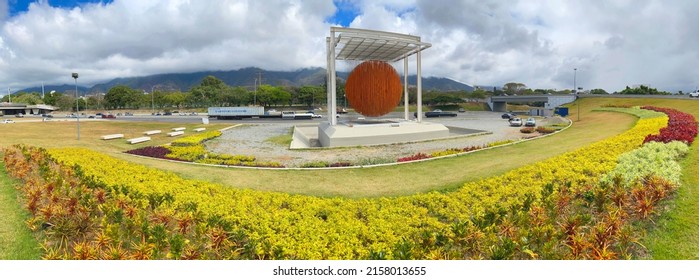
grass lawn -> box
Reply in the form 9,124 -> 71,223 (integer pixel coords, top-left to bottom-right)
1,102 -> 637,198
119,101 -> 635,198
0,160 -> 41,259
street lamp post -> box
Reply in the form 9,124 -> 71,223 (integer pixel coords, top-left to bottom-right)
574,68 -> 580,121
72,72 -> 80,140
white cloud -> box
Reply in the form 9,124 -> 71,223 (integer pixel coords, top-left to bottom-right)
1,0 -> 336,88
2,0 -> 699,93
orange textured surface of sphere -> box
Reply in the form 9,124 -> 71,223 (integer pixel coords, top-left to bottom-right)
345,60 -> 402,117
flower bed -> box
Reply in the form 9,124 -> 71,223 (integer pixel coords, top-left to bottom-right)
126,131 -> 283,168
641,106 -> 697,145
3,107 -> 687,260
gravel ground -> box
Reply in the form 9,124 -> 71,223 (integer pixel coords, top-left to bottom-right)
205,112 -> 566,167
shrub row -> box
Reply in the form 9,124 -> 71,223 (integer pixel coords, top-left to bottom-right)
602,141 -> 689,188
641,106 -> 697,145
170,131 -> 222,146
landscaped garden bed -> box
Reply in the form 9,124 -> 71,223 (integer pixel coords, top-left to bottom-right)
4,106 -> 694,259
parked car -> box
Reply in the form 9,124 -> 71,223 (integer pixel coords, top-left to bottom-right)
2,119 -> 15,124
501,113 -> 516,119
525,117 -> 536,127
102,114 -> 116,119
690,90 -> 699,98
509,117 -> 523,127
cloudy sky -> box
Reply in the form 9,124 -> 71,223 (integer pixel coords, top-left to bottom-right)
1,0 -> 698,93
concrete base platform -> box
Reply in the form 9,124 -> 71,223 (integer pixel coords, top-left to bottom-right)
291,120 -> 452,148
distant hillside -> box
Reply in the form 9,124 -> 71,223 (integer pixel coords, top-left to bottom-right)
16,84 -> 90,95
19,67 -> 473,94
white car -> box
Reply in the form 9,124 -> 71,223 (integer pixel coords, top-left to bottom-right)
524,118 -> 536,127
509,117 -> 523,127
689,90 -> 699,98
2,119 -> 15,124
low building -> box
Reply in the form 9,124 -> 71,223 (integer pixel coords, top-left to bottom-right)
0,102 -> 58,116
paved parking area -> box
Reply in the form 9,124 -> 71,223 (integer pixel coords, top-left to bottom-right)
205,111 -> 567,167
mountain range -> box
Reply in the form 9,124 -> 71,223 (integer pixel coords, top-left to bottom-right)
17,67 -> 474,95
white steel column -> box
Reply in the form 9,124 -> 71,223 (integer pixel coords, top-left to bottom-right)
403,57 -> 409,120
329,31 -> 338,125
326,37 -> 333,125
417,49 -> 423,123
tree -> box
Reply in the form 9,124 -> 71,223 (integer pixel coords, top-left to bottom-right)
469,88 -> 488,99
190,75 -> 229,106
54,95 -> 75,111
105,85 -> 139,109
619,85 -> 671,95
297,85 -> 324,108
163,92 -> 187,108
43,92 -> 63,106
11,92 -> 43,105
503,82 -> 527,95
589,88 -> 609,95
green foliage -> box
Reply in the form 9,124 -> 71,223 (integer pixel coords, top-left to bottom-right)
589,88 -> 609,95
503,82 -> 527,95
354,157 -> 396,166
487,139 -> 515,147
602,141 -> 689,188
619,85 -> 672,95
296,85 -> 325,107
105,85 -> 140,109
594,107 -> 666,119
8,92 -> 43,105
300,161 -> 330,168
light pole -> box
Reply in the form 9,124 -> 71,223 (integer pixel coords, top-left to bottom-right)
574,68 -> 580,121
72,73 -> 80,140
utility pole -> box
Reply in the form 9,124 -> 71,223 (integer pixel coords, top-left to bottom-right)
7,88 -> 10,103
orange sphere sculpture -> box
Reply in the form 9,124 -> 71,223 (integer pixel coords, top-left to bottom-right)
345,60 -> 402,117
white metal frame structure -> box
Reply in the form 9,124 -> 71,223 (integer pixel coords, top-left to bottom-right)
326,27 -> 432,125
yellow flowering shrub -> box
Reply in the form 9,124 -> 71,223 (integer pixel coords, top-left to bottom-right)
3,107 -> 679,259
